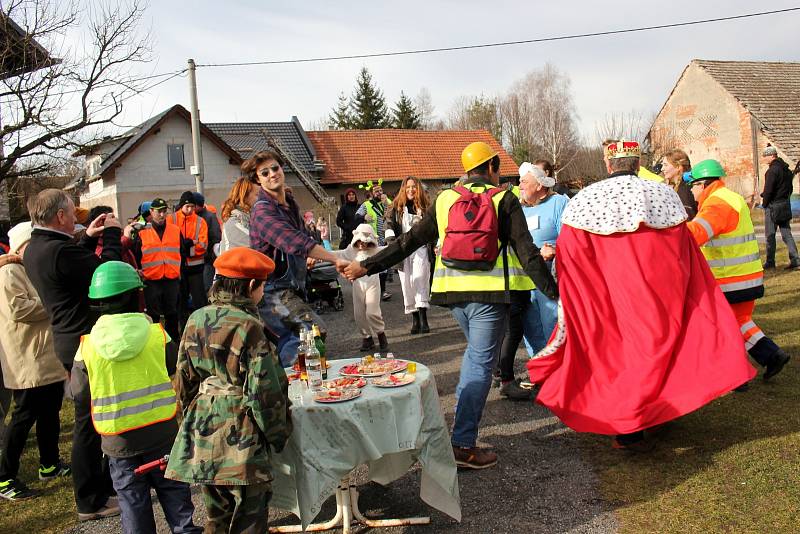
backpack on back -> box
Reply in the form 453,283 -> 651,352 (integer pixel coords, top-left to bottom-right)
441,185 -> 504,271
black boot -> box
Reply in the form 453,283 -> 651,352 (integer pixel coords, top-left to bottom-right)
360,336 -> 375,352
418,307 -> 430,333
410,311 -> 421,334
377,332 -> 389,351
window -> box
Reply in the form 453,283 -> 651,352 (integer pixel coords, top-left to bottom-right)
168,144 -> 185,170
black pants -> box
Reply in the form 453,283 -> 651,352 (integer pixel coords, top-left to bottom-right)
497,294 -> 531,382
179,269 -> 208,328
70,371 -> 114,513
144,278 -> 180,342
379,272 -> 387,293
0,381 -> 64,481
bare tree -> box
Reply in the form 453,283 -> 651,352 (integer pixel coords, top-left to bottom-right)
498,64 -> 579,176
447,94 -> 502,142
593,111 -> 647,145
0,0 -> 153,186
414,87 -> 436,130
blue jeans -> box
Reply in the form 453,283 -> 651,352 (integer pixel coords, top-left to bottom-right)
522,289 -> 559,357
764,206 -> 799,265
450,302 -> 508,448
258,289 -> 324,367
108,448 -> 201,534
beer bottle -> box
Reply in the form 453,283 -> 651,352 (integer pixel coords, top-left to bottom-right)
312,324 -> 327,380
297,330 -> 308,382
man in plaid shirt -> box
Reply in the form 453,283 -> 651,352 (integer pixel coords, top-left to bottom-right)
246,150 -> 347,365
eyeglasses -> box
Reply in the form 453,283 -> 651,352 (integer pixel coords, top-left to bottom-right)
259,164 -> 281,177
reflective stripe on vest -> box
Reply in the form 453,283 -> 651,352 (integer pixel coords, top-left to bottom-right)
82,324 -> 176,435
170,213 -> 207,265
700,187 -> 763,284
431,185 -> 534,294
140,224 -> 181,280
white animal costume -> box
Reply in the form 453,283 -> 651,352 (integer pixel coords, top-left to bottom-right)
332,224 -> 386,337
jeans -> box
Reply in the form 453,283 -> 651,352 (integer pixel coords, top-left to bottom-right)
108,447 -> 200,534
522,289 -> 559,357
0,381 -> 64,480
203,262 -> 216,293
259,289 -> 326,366
450,302 -> 508,448
764,208 -> 799,265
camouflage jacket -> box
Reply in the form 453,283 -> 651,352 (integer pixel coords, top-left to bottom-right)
165,291 -> 292,485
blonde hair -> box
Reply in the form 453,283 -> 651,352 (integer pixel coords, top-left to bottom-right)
663,149 -> 691,172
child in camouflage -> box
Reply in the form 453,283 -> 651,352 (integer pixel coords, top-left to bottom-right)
165,247 -> 292,533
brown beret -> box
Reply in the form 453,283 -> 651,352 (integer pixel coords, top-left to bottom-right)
213,247 -> 275,280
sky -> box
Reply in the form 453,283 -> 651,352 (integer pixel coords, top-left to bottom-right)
107,0 -> 800,140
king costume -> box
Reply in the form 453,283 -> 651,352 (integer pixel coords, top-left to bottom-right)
526,165 -> 756,436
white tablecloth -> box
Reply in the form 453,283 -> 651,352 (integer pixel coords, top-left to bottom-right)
270,358 -> 461,529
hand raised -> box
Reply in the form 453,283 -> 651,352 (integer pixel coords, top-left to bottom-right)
85,214 -> 107,237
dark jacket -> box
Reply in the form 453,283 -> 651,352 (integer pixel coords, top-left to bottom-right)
336,196 -> 360,249
24,226 -> 122,367
674,180 -> 698,219
362,179 -> 558,305
761,158 -> 793,208
197,207 -> 221,262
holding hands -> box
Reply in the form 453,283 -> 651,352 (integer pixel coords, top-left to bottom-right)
336,259 -> 367,281
540,243 -> 556,261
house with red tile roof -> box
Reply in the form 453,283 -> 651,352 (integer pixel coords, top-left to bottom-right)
306,129 -> 518,202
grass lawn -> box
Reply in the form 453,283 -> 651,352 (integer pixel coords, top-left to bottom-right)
582,247 -> 800,533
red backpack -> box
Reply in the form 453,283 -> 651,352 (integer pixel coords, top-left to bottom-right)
441,185 -> 504,271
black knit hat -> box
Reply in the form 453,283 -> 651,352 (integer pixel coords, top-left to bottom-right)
177,191 -> 196,208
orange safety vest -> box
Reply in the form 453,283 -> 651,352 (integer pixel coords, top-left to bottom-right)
169,212 -> 208,268
140,223 -> 181,280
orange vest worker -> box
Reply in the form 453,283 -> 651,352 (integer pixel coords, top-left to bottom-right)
169,211 -> 208,268
139,223 -> 181,280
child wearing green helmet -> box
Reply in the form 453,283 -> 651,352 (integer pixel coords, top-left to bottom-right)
73,261 -> 201,533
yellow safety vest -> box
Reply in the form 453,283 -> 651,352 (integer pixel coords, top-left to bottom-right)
432,184 -> 534,294
699,187 -> 762,282
81,324 -> 177,435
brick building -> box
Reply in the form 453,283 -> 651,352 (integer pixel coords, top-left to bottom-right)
648,59 -> 799,201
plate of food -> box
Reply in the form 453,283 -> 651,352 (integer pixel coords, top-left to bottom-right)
323,377 -> 367,389
314,388 -> 362,403
372,372 -> 416,388
340,359 -> 409,377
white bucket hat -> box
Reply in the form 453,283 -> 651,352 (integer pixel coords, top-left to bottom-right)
519,162 -> 556,188
8,221 -> 34,254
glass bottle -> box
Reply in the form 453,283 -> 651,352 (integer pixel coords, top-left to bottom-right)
296,330 -> 308,382
306,328 -> 323,391
312,324 -> 327,380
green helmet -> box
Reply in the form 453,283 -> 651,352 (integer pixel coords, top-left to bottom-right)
89,261 -> 144,299
687,159 -> 726,182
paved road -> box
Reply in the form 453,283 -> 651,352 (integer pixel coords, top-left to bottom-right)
70,277 -> 616,534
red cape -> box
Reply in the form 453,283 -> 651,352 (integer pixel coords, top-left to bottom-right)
527,223 -> 756,435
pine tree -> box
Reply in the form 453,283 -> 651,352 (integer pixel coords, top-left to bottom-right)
391,91 -> 421,129
348,67 -> 391,129
329,92 -> 352,130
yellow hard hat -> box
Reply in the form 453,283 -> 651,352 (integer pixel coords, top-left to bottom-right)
461,142 -> 498,173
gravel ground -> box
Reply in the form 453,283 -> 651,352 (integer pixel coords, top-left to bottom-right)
69,276 -> 617,534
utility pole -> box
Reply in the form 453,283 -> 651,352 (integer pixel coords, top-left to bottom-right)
187,58 -> 205,195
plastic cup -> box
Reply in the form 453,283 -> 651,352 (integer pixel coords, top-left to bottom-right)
407,362 -> 417,374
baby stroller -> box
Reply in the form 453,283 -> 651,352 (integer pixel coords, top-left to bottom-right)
307,261 -> 345,313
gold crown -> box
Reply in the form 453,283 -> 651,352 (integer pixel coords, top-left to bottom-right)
605,140 -> 641,159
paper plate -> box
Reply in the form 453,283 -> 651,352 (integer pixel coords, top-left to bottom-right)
372,373 -> 416,388
314,389 -> 362,403
339,360 -> 409,377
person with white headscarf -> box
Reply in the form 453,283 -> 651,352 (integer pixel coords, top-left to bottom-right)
495,162 -> 569,400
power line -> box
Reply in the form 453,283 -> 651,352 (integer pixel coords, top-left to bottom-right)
196,7 -> 800,68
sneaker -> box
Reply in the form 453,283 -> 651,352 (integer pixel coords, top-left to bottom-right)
77,498 -> 121,522
0,479 -> 36,501
359,337 -> 375,352
39,460 -> 71,480
785,262 -> 800,271
499,379 -> 532,401
733,381 -> 750,392
381,291 -> 392,301
452,446 -> 498,469
764,350 -> 790,381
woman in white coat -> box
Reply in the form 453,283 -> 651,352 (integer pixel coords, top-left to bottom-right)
384,176 -> 434,334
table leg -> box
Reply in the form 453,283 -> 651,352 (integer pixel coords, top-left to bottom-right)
269,475 -> 431,533
348,483 -> 431,528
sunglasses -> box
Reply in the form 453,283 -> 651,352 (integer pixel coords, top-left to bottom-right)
259,164 -> 281,177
